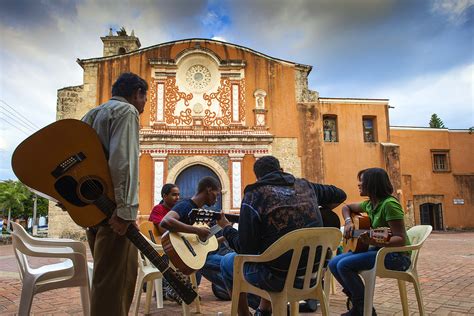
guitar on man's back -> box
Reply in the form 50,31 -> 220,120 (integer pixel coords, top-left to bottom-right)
11,119 -> 197,305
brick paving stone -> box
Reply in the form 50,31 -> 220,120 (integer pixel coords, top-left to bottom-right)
0,231 -> 473,315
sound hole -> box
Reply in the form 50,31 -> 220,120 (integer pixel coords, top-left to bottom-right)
79,179 -> 104,201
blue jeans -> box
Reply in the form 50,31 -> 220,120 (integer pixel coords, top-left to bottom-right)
196,253 -> 229,299
221,252 -> 292,310
328,249 -> 411,305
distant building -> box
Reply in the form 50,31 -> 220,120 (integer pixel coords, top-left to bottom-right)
50,31 -> 474,237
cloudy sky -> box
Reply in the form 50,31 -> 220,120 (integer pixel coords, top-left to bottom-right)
0,0 -> 473,180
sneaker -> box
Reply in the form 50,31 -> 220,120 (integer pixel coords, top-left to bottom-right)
299,299 -> 318,312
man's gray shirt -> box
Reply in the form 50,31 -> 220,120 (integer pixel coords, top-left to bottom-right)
81,96 -> 139,221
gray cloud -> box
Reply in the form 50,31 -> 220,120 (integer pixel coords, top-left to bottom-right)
0,0 -> 472,180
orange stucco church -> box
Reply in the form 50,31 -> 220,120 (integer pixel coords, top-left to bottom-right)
50,31 -> 474,237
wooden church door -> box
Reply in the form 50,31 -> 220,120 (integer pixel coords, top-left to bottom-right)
175,164 -> 222,211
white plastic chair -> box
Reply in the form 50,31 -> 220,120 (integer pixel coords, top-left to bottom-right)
135,223 -> 200,315
11,222 -> 90,316
360,225 -> 433,316
133,232 -> 165,315
231,227 -> 342,316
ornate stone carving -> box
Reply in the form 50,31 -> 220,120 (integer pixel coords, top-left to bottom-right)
185,64 -> 212,91
164,77 -> 194,125
203,78 -> 232,127
232,161 -> 242,208
239,79 -> 246,122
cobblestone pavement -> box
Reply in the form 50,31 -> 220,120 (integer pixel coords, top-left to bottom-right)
0,231 -> 473,315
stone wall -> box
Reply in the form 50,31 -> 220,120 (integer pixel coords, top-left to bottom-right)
295,68 -> 319,103
271,138 -> 302,177
56,85 -> 83,120
51,65 -> 99,239
297,102 -> 324,183
101,36 -> 140,57
47,201 -> 86,239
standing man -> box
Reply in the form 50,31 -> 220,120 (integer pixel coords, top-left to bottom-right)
217,156 -> 347,316
82,72 -> 147,316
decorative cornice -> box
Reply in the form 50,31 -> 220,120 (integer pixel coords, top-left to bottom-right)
77,38 -> 310,69
140,147 -> 269,156
318,97 -> 389,104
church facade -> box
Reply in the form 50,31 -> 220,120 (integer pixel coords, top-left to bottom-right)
50,32 -> 474,238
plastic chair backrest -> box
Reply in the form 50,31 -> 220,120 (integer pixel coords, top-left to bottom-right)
258,227 -> 341,295
139,221 -> 161,244
406,225 -> 433,266
11,228 -> 30,280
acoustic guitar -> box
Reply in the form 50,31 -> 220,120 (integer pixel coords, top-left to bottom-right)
342,214 -> 391,253
11,119 -> 197,305
161,208 -> 239,275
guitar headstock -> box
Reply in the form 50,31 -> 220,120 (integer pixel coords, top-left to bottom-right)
162,268 -> 197,304
188,208 -> 219,224
370,227 -> 391,243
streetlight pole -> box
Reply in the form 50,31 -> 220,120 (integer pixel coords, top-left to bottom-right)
32,194 -> 38,236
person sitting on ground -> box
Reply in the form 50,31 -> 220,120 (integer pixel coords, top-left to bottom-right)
328,168 -> 411,316
217,155 -> 347,316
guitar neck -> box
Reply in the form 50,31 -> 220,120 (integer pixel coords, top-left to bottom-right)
209,224 -> 222,237
352,229 -> 371,238
223,213 -> 239,223
94,195 -> 197,304
94,195 -> 170,271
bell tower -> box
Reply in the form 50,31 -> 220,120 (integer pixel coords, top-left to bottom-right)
100,28 -> 141,57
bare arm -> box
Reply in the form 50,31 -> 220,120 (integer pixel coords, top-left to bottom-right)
154,223 -> 167,235
342,203 -> 364,238
160,210 -> 210,240
363,219 -> 406,247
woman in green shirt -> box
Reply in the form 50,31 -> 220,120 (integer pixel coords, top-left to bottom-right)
328,168 -> 411,316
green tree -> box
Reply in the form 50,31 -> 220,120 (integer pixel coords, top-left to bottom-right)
0,180 -> 48,232
0,180 -> 27,231
429,113 -> 446,128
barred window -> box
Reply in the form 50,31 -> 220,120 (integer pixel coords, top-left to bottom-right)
431,150 -> 450,172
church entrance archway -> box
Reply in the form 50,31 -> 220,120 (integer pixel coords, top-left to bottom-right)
175,164 -> 222,211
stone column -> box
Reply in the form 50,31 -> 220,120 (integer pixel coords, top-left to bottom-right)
151,152 -> 168,206
229,153 -> 244,210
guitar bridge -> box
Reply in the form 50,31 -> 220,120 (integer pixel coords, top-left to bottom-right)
51,152 -> 86,178
181,236 -> 197,257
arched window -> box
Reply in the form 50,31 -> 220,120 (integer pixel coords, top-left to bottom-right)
118,47 -> 126,55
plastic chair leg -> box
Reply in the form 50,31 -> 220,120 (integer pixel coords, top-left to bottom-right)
230,284 -> 240,316
87,262 -> 93,288
413,278 -> 426,316
362,271 -> 376,316
320,290 -> 330,316
18,283 -> 35,316
397,279 -> 409,316
144,280 -> 153,313
189,273 -> 201,313
271,295 -> 288,316
182,301 -> 191,316
289,301 -> 299,316
133,278 -> 144,316
79,285 -> 90,316
154,278 -> 163,308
